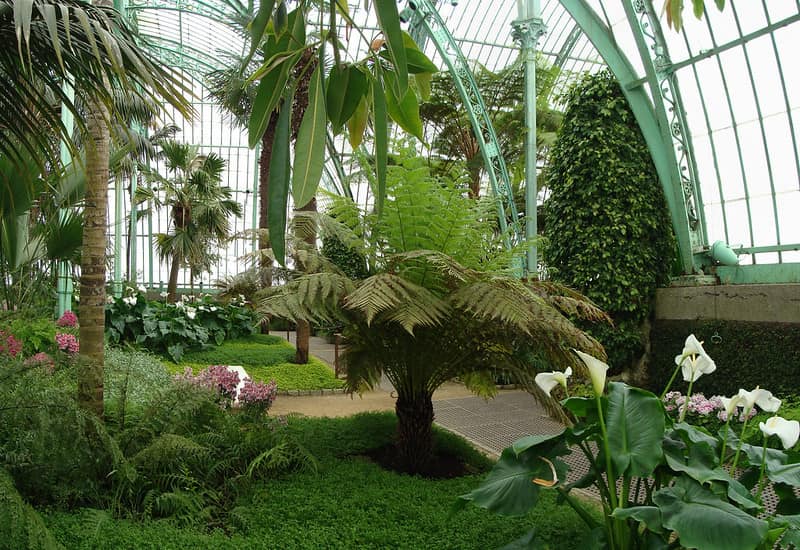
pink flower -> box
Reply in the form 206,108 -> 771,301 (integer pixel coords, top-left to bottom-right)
55,333 -> 79,354
238,379 -> 278,415
56,310 -> 78,327
0,331 -> 22,357
175,365 -> 241,408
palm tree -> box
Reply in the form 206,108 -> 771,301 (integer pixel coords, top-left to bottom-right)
259,160 -> 609,473
141,141 -> 242,302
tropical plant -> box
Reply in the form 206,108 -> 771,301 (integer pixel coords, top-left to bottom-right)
545,70 -> 675,376
259,158 -> 608,473
139,141 -> 242,302
420,57 -> 561,198
460,335 -> 800,550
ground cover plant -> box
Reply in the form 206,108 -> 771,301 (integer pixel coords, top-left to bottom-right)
164,335 -> 344,391
42,413 -> 595,550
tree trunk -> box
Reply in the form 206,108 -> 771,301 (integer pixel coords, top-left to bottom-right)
258,118 -> 277,333
293,198 -> 317,364
78,94 -> 109,419
167,253 -> 180,303
395,390 -> 435,474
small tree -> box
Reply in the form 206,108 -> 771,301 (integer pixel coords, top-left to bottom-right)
142,141 -> 242,301
545,70 -> 675,375
260,160 -> 608,473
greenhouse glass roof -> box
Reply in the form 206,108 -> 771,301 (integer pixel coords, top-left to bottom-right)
121,0 -> 800,287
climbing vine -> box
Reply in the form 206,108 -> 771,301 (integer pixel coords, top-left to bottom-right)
544,70 -> 675,372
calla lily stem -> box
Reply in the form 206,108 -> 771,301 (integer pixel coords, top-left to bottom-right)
730,407 -> 754,472
755,434 -> 769,503
659,354 -> 685,400
678,375 -> 696,423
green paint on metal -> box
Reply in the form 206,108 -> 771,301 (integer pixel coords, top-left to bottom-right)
405,0 -> 521,248
57,82 -> 75,318
715,264 -> 800,285
560,1 -> 697,274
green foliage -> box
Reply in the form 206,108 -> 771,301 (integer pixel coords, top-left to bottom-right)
545,70 -> 675,371
105,347 -> 173,410
0,469 -> 61,550
45,413 -> 593,549
105,290 -> 257,362
462,342 -> 800,550
1,317 -> 57,356
164,337 -> 343,391
647,320 -> 800,397
321,234 -> 368,280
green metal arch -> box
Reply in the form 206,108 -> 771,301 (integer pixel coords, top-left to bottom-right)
558,0 -> 699,274
404,0 -> 522,248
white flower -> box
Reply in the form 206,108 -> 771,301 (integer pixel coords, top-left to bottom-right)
175,300 -> 184,309
210,306 -> 218,312
187,295 -> 195,301
737,386 -> 781,413
199,306 -> 208,312
534,367 -> 572,396
186,306 -> 197,320
122,296 -> 137,307
125,286 -> 134,293
574,350 -> 609,396
674,334 -> 716,382
137,284 -> 147,294
759,416 -> 800,449
106,295 -> 114,304
719,394 -> 745,416
160,291 -> 168,298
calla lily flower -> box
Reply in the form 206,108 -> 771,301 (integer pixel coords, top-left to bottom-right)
674,334 -> 716,382
573,350 -> 609,397
534,367 -> 572,396
737,386 -> 781,413
719,394 -> 744,416
759,416 -> 800,449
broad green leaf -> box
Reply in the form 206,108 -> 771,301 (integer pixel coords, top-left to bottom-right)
373,0 -> 407,96
326,64 -> 368,132
268,93 -> 293,266
458,445 -> 568,516
562,396 -> 594,417
384,71 -> 424,141
498,529 -> 545,550
654,477 -> 768,550
274,1 -> 287,35
292,65 -> 327,208
248,51 -> 301,147
511,431 -> 565,457
715,0 -> 725,9
605,382 -> 664,477
372,75 -> 387,215
415,72 -> 432,101
347,94 -> 369,149
741,444 -> 800,486
692,0 -> 704,18
379,47 -> 438,74
773,515 -> 800,548
612,506 -> 664,534
248,0 -> 276,60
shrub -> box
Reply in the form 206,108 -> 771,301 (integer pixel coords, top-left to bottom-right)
104,347 -> 173,411
545,69 -> 675,372
0,329 -> 22,357
0,468 -> 61,550
1,317 -> 57,356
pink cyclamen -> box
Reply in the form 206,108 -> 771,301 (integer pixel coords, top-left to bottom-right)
0,330 -> 22,357
55,333 -> 79,354
56,310 -> 78,327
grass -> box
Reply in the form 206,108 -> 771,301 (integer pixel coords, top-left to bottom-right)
43,413 -> 594,549
163,335 -> 344,391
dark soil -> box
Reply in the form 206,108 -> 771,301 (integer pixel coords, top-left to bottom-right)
361,443 -> 481,479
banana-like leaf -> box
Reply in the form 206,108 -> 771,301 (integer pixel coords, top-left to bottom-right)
247,0 -> 276,60
371,75 -> 388,215
248,50 -> 301,147
605,382 -> 664,477
384,71 -> 424,141
373,0 -> 407,96
268,93 -> 294,266
347,94 -> 369,149
326,64 -> 368,132
292,64 -> 327,208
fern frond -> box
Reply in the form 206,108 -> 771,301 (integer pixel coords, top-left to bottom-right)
450,277 -> 547,333
258,272 -> 355,322
344,273 -> 450,333
528,280 -> 612,324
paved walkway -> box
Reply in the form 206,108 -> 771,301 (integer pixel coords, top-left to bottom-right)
268,331 -> 565,457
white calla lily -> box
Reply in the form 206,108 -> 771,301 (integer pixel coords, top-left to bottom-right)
737,386 -> 781,413
573,350 -> 609,397
759,416 -> 800,449
674,334 -> 716,382
534,367 -> 572,396
719,394 -> 744,416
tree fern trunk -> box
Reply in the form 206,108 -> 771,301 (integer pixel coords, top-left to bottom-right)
78,88 -> 109,420
395,390 -> 435,474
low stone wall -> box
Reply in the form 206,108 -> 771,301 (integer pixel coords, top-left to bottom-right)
655,283 -> 800,323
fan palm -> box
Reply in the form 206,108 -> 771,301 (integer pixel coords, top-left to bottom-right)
141,141 -> 242,302
259,161 -> 609,473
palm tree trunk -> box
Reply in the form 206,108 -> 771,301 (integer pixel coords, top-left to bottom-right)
78,93 -> 109,419
257,117 -> 277,333
293,197 -> 317,364
395,389 -> 435,473
167,253 -> 180,303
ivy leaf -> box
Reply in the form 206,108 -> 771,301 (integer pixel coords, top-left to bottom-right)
292,64 -> 327,209
268,92 -> 294,266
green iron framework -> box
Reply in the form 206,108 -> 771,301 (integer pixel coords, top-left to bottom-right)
101,0 -> 799,290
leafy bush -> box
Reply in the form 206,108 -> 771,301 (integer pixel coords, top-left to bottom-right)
105,289 -> 257,361
105,347 -> 173,410
178,340 -> 296,366
0,469 -> 61,550
545,70 -> 675,372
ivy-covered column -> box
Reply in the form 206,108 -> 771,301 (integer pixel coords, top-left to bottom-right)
511,1 -> 546,278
